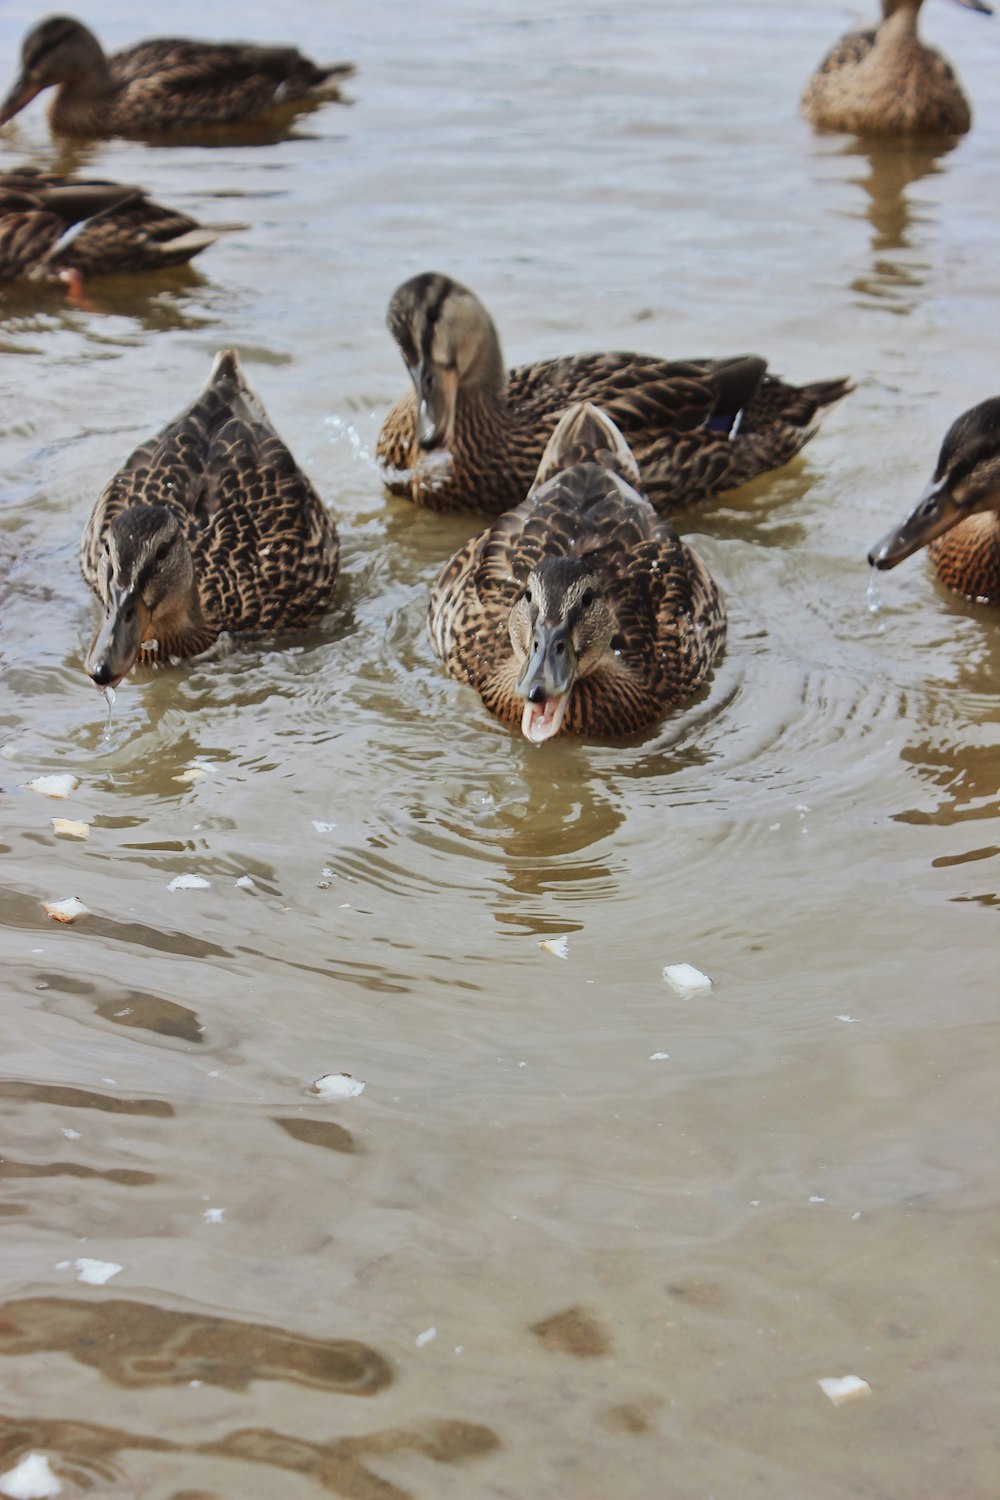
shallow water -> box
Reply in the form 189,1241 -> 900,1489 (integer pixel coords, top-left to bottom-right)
1,2 -> 999,1497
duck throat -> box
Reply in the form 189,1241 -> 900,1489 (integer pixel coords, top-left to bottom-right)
877,2 -> 922,45
137,567 -> 216,663
50,65 -> 115,133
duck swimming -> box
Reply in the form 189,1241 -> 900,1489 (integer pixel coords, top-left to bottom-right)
802,0 -> 992,137
81,350 -> 339,688
0,14 -> 354,137
378,272 -> 852,516
868,397 -> 1000,603
0,168 -> 239,288
429,402 -> 726,743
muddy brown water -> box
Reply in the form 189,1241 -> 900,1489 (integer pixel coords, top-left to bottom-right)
1,2 -> 998,1497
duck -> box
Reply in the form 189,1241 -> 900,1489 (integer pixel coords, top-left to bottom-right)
868,397 -> 1000,604
81,349 -> 340,688
378,273 -> 852,517
802,0 -> 992,137
0,168 -> 240,289
0,15 -> 355,137
428,401 -> 726,743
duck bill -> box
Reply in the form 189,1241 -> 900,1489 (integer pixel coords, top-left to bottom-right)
0,76 -> 42,128
410,359 -> 458,451
951,0 -> 992,14
85,585 -> 150,689
868,477 -> 964,570
515,622 -> 576,745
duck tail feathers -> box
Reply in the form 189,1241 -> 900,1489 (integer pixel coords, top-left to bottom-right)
533,401 -> 642,490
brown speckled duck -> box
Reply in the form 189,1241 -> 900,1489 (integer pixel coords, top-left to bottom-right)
802,0 -> 992,137
0,15 -> 355,137
0,168 -> 238,287
81,350 -> 339,688
869,398 -> 1000,604
429,402 -> 726,743
378,273 -> 852,516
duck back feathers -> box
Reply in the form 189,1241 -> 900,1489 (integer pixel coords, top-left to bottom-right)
81,350 -> 339,681
0,169 -> 236,281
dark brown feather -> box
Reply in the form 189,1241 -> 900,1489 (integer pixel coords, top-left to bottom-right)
1,16 -> 354,137
378,276 -> 851,516
81,351 -> 339,656
429,404 -> 725,739
0,168 -> 234,281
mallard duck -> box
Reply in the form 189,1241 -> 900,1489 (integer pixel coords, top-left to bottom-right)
0,168 -> 239,287
428,402 -> 726,742
802,0 -> 991,137
868,398 -> 1000,603
81,350 -> 339,688
0,15 -> 355,137
378,272 -> 852,516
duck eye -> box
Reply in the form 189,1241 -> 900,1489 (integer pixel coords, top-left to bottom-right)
581,588 -> 595,608
522,589 -> 532,605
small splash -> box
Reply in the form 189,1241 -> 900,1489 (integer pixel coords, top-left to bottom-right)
380,447 -> 455,493
865,571 -> 882,615
102,684 -> 116,743
325,412 -> 377,470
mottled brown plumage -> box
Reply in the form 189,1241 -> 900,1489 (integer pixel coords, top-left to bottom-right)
868,397 -> 1000,604
429,403 -> 726,742
81,350 -> 339,687
802,0 -> 991,137
0,168 -> 238,283
378,272 -> 852,516
0,15 -> 354,137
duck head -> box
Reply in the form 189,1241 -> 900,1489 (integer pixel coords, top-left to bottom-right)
869,396 -> 1000,570
0,17 -> 109,126
85,504 -> 201,688
386,272 -> 505,450
508,556 -> 617,744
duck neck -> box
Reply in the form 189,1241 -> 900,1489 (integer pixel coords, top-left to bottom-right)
879,1 -> 923,43
49,57 -> 116,133
146,578 -> 216,664
447,362 -> 511,464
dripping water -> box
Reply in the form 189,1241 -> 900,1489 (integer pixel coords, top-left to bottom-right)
102,684 -> 116,743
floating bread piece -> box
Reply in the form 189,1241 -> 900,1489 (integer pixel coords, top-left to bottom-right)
167,873 -> 211,891
0,1451 -> 63,1499
51,818 -> 90,840
818,1375 -> 871,1405
662,962 -> 713,996
25,774 -> 79,799
40,897 -> 90,924
74,1257 -> 122,1286
173,766 -> 208,785
538,935 -> 569,959
310,1073 -> 366,1099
